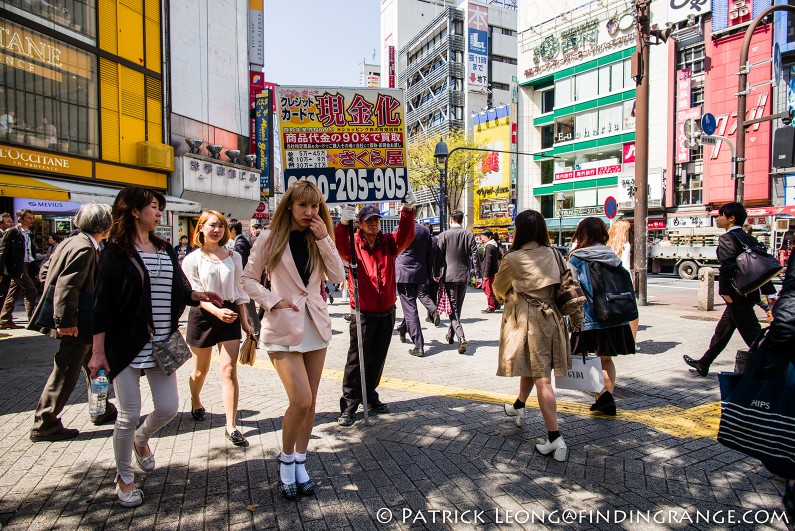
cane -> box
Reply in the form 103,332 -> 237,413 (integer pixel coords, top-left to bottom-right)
348,221 -> 370,426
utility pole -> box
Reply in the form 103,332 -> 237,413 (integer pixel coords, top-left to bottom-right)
632,0 -> 651,306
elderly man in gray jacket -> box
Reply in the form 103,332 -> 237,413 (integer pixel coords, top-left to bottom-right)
433,210 -> 478,354
28,203 -> 117,441
396,222 -> 437,357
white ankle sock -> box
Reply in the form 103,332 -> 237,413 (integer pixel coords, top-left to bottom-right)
280,452 -> 295,484
294,452 -> 310,483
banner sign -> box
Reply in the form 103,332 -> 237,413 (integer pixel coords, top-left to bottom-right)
255,88 -> 272,199
276,86 -> 408,204
468,3 -> 489,88
677,69 -> 691,111
554,164 -> 622,182
473,106 -> 512,226
247,0 -> 264,66
675,106 -> 702,163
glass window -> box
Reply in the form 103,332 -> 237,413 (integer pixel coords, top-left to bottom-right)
5,0 -> 96,40
677,44 -> 705,74
675,163 -> 703,206
575,69 -> 598,101
540,159 -> 554,184
555,77 -> 572,108
540,194 -> 554,218
575,110 -> 597,140
540,124 -> 554,149
599,65 -> 611,95
623,58 -> 633,88
598,104 -> 622,135
611,62 -> 625,92
575,188 -> 597,206
541,89 -> 554,113
554,116 -> 574,143
0,21 -> 98,157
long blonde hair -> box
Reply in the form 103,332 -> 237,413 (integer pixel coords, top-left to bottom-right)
264,181 -> 334,276
607,219 -> 631,255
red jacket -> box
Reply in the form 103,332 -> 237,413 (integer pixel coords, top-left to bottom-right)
335,208 -> 415,312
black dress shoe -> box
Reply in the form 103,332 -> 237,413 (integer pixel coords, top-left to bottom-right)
337,412 -> 355,426
192,407 -> 206,421
408,347 -> 424,357
225,429 -> 249,447
591,391 -> 616,416
445,331 -> 454,344
399,331 -> 407,343
432,311 -> 441,326
369,402 -> 390,414
91,408 -> 118,425
30,427 -> 79,442
683,355 -> 709,377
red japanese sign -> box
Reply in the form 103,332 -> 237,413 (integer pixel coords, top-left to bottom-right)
648,219 -> 666,230
554,164 -> 622,182
623,142 -> 636,164
676,69 -> 691,112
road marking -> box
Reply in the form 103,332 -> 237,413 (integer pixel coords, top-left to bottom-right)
245,356 -> 720,441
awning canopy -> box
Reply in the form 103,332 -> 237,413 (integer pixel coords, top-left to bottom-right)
0,174 -> 69,201
38,179 -> 202,214
708,206 -> 795,217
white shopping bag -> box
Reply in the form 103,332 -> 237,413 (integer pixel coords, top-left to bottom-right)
555,355 -> 605,393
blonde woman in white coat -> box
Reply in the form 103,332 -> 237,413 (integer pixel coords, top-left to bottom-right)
241,181 -> 344,499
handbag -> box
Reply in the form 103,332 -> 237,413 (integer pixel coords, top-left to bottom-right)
728,231 -> 782,295
436,283 -> 452,316
717,331 -> 795,478
33,284 -> 94,336
550,248 -> 586,315
239,334 -> 258,366
128,254 -> 192,376
554,334 -> 605,393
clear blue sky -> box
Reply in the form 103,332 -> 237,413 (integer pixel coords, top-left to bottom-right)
263,0 -> 382,87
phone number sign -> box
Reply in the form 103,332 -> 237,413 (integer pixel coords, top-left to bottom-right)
276,86 -> 408,204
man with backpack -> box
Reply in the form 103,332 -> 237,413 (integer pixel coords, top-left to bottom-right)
684,202 -> 777,377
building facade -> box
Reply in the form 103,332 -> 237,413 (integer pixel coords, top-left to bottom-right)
0,0 -> 182,244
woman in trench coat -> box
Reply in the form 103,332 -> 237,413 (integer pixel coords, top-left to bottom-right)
494,209 -> 581,462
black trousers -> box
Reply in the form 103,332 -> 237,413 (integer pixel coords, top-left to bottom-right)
396,283 -> 436,351
32,338 -> 117,435
700,303 -> 761,368
340,308 -> 395,414
444,281 -> 468,341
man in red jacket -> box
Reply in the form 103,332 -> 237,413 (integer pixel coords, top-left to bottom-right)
335,191 -> 416,426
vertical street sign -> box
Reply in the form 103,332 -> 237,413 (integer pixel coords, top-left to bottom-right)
255,88 -> 272,199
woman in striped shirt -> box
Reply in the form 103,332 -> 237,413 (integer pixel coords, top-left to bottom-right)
89,186 -> 222,508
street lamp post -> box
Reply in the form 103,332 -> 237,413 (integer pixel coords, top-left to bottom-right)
434,141 -> 449,232
556,192 -> 565,247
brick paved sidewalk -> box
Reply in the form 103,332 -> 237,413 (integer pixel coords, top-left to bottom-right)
0,283 -> 788,530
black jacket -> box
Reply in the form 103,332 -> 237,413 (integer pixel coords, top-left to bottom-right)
717,228 -> 775,304
766,258 -> 795,356
234,235 -> 252,267
481,241 -> 502,278
396,223 -> 433,284
0,226 -> 38,278
433,226 -> 477,283
93,242 -> 198,381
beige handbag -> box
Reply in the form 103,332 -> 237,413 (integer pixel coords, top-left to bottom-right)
239,334 -> 258,366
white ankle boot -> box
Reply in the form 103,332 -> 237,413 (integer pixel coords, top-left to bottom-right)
503,403 -> 527,427
535,436 -> 567,462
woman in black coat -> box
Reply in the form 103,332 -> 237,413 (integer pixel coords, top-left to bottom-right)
88,186 -> 221,508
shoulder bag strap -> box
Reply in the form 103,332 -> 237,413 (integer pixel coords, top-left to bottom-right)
727,229 -> 751,253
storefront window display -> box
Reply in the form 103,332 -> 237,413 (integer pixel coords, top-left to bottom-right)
4,0 -> 96,41
0,20 -> 98,158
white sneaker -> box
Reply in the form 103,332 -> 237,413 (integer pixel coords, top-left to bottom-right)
535,436 -> 567,462
503,403 -> 527,427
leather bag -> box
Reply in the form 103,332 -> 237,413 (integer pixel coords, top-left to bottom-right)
728,231 -> 782,295
550,248 -> 586,315
239,334 -> 258,366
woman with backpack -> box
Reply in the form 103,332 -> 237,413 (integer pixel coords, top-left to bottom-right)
568,217 -> 636,416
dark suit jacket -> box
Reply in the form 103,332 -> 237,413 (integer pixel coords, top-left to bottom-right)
234,234 -> 252,267
433,226 -> 477,283
93,242 -> 198,381
28,232 -> 97,342
396,223 -> 433,285
0,226 -> 38,278
718,227 -> 775,304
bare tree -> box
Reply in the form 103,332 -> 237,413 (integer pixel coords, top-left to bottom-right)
406,129 -> 486,214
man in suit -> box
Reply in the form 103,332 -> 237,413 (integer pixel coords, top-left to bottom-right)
396,222 -> 437,357
684,202 -> 777,376
0,209 -> 38,328
421,221 -> 440,324
29,203 -> 117,441
229,219 -> 259,336
433,210 -> 478,354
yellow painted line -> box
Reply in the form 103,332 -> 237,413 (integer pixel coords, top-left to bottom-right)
242,356 -> 720,441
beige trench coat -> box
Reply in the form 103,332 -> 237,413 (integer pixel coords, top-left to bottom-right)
493,242 -> 572,378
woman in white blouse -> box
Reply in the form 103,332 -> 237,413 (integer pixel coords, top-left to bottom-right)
182,211 -> 254,446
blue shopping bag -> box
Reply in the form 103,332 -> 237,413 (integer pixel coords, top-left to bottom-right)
717,342 -> 795,479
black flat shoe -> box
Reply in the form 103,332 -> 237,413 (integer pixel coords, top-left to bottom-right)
191,408 -> 206,421
294,459 -> 316,496
30,427 -> 79,442
225,429 -> 249,447
683,355 -> 709,377
369,402 -> 390,414
591,391 -> 616,416
278,459 -> 297,499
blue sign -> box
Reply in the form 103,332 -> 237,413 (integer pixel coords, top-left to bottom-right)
420,216 -> 440,225
701,113 -> 717,136
604,196 -> 618,219
255,89 -> 272,199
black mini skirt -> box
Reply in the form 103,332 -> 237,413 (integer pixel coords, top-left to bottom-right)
186,301 -> 242,348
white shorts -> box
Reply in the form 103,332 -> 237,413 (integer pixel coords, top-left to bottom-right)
262,311 -> 329,353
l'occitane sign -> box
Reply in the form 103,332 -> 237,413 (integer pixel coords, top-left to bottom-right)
0,24 -> 62,67
0,144 -> 93,178
0,21 -> 92,80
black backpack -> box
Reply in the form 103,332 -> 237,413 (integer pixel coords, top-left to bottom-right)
589,261 -> 638,323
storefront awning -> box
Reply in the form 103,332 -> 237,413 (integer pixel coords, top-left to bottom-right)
0,174 -> 69,201
546,216 -> 609,230
708,206 -> 795,217
38,179 -> 202,214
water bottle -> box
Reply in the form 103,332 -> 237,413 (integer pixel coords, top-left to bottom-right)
89,370 -> 109,417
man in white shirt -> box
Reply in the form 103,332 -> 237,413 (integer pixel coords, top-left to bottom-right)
0,209 -> 39,328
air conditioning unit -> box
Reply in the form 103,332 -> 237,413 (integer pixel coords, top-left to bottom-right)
138,142 -> 175,172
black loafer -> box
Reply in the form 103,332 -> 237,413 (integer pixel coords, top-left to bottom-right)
408,347 -> 424,357
369,402 -> 390,414
191,408 -> 206,421
337,412 -> 355,427
226,429 -> 249,447
399,332 -> 407,343
30,427 -> 79,442
683,355 -> 709,377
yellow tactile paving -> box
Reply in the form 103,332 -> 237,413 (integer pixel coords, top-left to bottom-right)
246,357 -> 720,441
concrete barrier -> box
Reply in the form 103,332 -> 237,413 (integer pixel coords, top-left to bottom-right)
698,267 -> 716,311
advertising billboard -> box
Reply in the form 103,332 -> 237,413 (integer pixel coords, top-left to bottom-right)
473,107 -> 512,227
275,86 -> 408,204
468,3 -> 489,88
255,89 -> 272,199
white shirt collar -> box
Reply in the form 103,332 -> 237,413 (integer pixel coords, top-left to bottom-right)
450,222 -> 462,228
726,226 -> 742,232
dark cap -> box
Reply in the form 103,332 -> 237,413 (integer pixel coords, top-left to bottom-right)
358,204 -> 381,222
